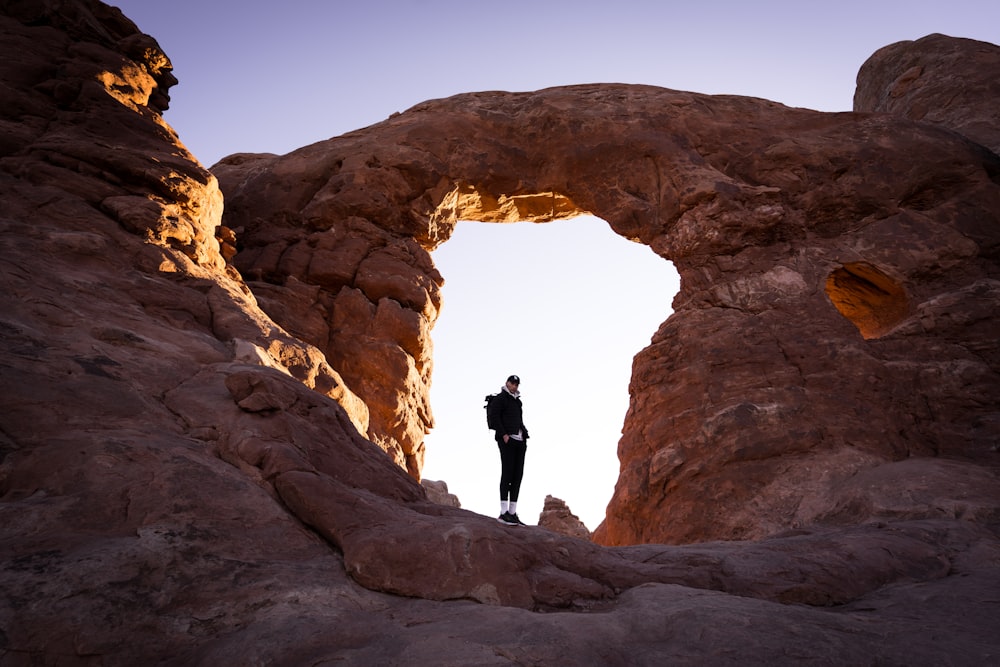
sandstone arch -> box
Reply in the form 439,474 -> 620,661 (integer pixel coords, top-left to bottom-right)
3,4 -> 1000,659
215,78 -> 1000,546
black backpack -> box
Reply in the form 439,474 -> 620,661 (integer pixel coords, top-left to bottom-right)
484,393 -> 500,430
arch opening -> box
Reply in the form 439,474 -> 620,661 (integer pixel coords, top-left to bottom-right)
421,214 -> 680,531
824,262 -> 909,339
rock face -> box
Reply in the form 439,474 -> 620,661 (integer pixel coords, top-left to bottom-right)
213,154 -> 441,478
2,2 -> 999,664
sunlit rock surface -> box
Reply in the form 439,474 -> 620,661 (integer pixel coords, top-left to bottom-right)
1,2 -> 998,664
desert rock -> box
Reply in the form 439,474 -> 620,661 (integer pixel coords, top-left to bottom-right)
538,495 -> 592,539
421,478 -> 461,507
854,33 -> 1000,155
1,1 -> 999,664
216,46 -> 1000,547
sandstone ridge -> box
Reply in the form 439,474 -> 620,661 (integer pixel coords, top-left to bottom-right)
1,2 -> 998,664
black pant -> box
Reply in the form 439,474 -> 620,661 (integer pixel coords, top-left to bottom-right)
497,437 -> 527,502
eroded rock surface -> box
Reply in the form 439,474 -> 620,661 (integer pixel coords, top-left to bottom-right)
855,33 -> 1000,155
538,495 -> 592,539
1,2 -> 999,664
421,478 -> 460,507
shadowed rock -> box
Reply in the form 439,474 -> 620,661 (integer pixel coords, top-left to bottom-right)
855,32 -> 1000,155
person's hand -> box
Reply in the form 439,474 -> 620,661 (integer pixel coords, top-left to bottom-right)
503,434 -> 509,443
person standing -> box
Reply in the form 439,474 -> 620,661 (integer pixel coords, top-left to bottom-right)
488,374 -> 529,525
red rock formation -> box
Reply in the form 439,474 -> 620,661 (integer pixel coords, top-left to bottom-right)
216,43 -> 1000,547
855,33 -> 1000,155
538,495 -> 591,539
1,1 -> 999,664
216,152 -> 441,476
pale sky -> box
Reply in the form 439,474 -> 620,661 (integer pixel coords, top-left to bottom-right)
115,0 -> 998,529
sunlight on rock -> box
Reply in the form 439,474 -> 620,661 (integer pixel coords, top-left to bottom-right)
433,183 -> 586,224
825,262 -> 909,339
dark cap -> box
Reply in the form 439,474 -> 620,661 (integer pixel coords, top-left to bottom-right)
507,375 -> 520,384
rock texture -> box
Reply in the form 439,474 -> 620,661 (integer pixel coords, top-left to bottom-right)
538,495 -> 592,539
213,153 -> 441,477
855,33 -> 1000,155
421,478 -> 460,507
1,2 -> 999,664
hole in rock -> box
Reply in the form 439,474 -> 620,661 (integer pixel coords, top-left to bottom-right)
422,216 -> 679,529
824,262 -> 909,339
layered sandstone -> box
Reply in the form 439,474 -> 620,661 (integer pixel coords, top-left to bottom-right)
1,1 -> 999,664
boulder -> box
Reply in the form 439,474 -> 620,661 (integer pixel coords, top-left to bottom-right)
538,495 -> 592,539
421,478 -> 461,507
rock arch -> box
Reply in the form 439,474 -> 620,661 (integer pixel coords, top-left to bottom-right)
215,82 -> 1000,545
5,5 -> 1000,657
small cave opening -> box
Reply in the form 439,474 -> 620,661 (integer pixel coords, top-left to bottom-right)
421,214 -> 679,530
824,262 -> 909,339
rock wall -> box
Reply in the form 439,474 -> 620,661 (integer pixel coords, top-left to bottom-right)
215,147 -> 442,476
2,2 -> 999,663
216,39 -> 1000,546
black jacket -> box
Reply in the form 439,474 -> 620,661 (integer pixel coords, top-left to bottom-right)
489,389 -> 528,442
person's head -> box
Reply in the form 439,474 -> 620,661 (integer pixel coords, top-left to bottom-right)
506,374 -> 520,392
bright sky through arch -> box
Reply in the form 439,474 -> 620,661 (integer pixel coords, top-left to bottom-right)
422,217 -> 679,528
